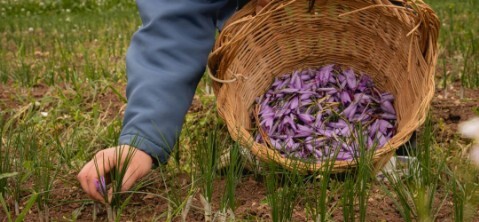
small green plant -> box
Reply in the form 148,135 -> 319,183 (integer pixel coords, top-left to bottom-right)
218,142 -> 245,221
155,158 -> 196,221
263,156 -> 304,222
353,125 -> 377,222
304,145 -> 340,222
193,126 -> 222,222
381,117 -> 448,222
32,144 -> 58,222
341,173 -> 356,222
93,144 -> 138,222
445,152 -> 479,222
335,124 -> 376,222
0,114 -> 12,195
0,192 -> 38,222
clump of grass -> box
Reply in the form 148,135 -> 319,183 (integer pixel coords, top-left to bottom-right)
93,144 -> 138,222
262,156 -> 305,222
353,125 -> 377,222
7,122 -> 37,217
304,158 -> 339,222
156,164 -> 197,221
448,167 -> 479,222
0,113 -> 12,195
32,136 -> 58,222
339,124 -> 377,222
192,126 -> 222,222
0,191 -> 38,222
218,142 -> 245,221
430,0 -> 479,90
444,141 -> 479,222
380,117 -> 448,222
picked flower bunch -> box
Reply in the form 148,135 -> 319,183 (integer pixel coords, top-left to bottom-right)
254,64 -> 398,162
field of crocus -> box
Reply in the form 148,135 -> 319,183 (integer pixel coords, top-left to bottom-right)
0,0 -> 478,221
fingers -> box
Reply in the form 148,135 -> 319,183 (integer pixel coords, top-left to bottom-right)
120,166 -> 140,192
77,146 -> 153,203
77,150 -> 116,203
120,150 -> 152,192
77,160 -> 106,203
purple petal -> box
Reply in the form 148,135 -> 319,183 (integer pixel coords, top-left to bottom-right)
378,119 -> 394,133
290,97 -> 299,109
316,64 -> 334,85
305,144 -> 314,152
380,113 -> 397,120
95,176 -> 107,196
342,103 -> 358,119
340,127 -> 351,136
343,68 -> 357,89
381,93 -> 394,101
260,117 -> 274,129
298,113 -> 315,124
296,124 -> 314,134
381,100 -> 396,114
318,128 -> 334,137
340,91 -> 352,104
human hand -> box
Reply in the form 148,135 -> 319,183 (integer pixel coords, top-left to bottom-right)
256,0 -> 270,14
77,145 -> 153,203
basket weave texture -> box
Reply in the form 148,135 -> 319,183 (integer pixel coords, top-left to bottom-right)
207,0 -> 440,173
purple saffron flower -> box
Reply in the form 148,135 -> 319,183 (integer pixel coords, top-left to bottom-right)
343,68 -> 358,89
95,176 -> 107,196
290,97 -> 299,109
380,93 -> 394,101
316,64 -> 334,85
380,100 -> 396,114
377,119 -> 394,133
380,113 -> 397,120
342,103 -> 358,119
298,113 -> 315,124
340,91 -> 352,105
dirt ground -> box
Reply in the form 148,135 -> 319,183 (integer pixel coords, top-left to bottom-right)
1,80 -> 478,221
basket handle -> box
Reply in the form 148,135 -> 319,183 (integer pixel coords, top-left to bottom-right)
208,0 -> 297,84
207,69 -> 248,83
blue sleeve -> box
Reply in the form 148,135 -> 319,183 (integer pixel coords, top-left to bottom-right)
119,0 -> 231,164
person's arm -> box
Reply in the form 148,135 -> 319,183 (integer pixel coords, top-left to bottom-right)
78,0 -> 229,202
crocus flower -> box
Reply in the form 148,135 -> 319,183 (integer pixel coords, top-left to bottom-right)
316,64 -> 334,85
95,176 -> 107,196
298,113 -> 315,124
380,100 -> 396,114
343,68 -> 358,89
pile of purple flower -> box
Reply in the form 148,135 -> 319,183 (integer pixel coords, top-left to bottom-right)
254,65 -> 397,161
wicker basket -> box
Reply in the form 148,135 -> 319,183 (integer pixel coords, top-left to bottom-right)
207,0 -> 439,173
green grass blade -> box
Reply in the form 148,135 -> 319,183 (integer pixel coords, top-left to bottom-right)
15,192 -> 38,222
0,193 -> 12,222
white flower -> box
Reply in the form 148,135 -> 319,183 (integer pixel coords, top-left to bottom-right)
469,145 -> 479,167
458,117 -> 479,140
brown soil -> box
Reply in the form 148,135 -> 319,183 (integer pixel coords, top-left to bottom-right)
6,172 -> 462,222
0,80 -> 478,221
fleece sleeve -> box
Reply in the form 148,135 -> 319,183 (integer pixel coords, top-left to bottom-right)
119,0 -> 231,164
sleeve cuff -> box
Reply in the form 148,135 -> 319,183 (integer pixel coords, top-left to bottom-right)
118,134 -> 172,166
